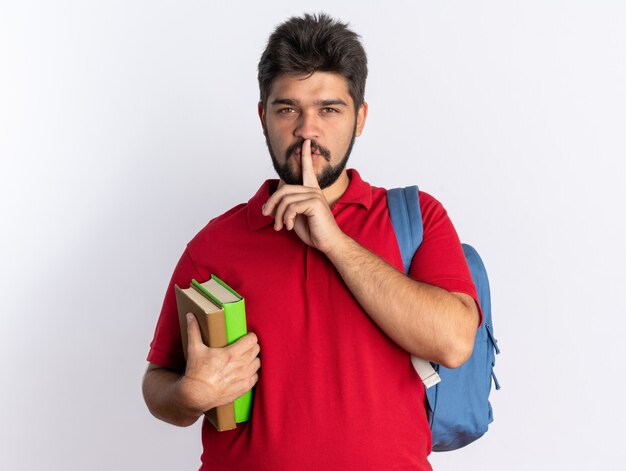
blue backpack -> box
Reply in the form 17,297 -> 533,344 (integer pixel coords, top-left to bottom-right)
387,186 -> 500,451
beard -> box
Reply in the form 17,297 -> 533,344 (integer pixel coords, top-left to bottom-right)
264,123 -> 357,190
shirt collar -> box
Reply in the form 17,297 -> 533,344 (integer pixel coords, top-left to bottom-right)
247,168 -> 373,231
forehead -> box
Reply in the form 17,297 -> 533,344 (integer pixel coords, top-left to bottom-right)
268,72 -> 353,106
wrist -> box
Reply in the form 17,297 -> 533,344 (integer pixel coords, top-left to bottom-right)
325,232 -> 353,262
175,375 -> 214,419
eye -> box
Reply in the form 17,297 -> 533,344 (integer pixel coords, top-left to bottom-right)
321,107 -> 339,113
278,107 -> 296,114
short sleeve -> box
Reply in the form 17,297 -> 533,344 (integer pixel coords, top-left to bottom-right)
409,191 -> 482,323
147,248 -> 205,371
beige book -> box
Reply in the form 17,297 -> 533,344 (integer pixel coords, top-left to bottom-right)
175,282 -> 236,431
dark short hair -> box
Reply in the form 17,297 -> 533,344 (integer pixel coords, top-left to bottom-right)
257,13 -> 368,109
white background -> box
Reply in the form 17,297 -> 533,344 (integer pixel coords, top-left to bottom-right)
1,1 -> 625,469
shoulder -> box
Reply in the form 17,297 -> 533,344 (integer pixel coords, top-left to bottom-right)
416,189 -> 439,207
417,190 -> 448,221
201,203 -> 248,233
183,179 -> 276,267
380,185 -> 448,221
187,202 -> 248,263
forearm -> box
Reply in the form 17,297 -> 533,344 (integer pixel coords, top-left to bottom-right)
261,157 -> 477,366
326,235 -> 478,368
142,364 -> 204,427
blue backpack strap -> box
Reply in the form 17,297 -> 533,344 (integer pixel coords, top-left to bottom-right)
388,186 -> 442,389
388,186 -> 500,451
387,186 -> 423,272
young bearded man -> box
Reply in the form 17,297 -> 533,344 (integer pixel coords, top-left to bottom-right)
143,13 -> 480,470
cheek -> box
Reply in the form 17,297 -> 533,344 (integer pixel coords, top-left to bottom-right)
267,123 -> 292,146
335,124 -> 355,148
266,130 -> 285,151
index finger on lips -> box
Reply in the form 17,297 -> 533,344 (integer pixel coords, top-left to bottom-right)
301,139 -> 320,189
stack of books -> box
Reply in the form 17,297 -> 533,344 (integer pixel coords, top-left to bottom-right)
175,275 -> 253,431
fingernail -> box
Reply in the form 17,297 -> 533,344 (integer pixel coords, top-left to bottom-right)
262,203 -> 267,215
186,313 -> 193,323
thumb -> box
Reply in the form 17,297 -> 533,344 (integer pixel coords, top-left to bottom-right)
186,313 -> 204,354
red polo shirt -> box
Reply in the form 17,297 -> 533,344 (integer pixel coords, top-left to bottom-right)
148,169 -> 478,470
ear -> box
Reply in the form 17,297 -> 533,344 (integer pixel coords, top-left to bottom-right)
355,102 -> 368,137
258,101 -> 267,136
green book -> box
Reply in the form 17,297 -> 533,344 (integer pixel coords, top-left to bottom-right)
175,275 -> 253,430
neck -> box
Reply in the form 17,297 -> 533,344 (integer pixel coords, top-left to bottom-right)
322,170 -> 350,206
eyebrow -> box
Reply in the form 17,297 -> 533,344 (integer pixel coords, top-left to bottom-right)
270,98 -> 349,107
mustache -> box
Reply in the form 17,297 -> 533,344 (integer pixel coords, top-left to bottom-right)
285,139 -> 331,161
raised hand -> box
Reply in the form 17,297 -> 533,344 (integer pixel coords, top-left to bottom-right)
262,139 -> 346,255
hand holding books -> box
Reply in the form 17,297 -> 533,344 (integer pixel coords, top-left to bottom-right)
175,276 -> 259,431
179,314 -> 260,423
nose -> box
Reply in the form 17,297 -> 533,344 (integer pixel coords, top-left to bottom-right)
294,110 -> 320,140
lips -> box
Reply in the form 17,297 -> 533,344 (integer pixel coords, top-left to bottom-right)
286,139 -> 331,162
294,147 -> 321,156
293,151 -> 322,164
294,148 -> 322,157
